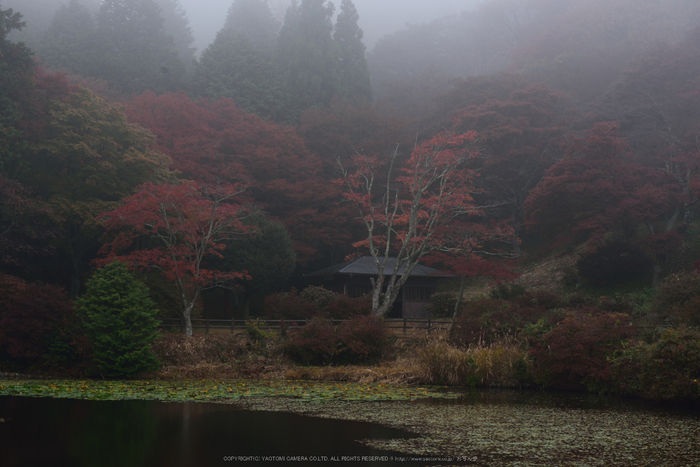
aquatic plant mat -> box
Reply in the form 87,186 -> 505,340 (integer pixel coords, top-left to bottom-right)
2,380 -> 699,466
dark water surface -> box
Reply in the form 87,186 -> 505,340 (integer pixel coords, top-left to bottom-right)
0,396 -> 425,467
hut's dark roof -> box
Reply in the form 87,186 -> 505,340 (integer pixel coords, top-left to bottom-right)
306,256 -> 452,277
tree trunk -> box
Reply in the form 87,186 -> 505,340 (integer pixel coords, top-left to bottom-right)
651,256 -> 665,288
183,300 -> 194,336
449,275 -> 467,340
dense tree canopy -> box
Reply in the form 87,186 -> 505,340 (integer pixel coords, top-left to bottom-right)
3,0 -> 700,340
222,0 -> 279,52
94,0 -> 184,94
0,5 -> 34,173
192,27 -> 288,120
17,78 -> 172,295
37,0 -> 98,79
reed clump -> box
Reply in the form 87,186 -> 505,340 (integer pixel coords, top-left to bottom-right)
418,337 -> 530,387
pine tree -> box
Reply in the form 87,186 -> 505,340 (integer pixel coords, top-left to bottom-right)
77,261 -> 161,378
333,0 -> 372,103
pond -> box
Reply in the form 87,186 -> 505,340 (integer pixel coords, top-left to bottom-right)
1,384 -> 700,466
0,396 -> 427,467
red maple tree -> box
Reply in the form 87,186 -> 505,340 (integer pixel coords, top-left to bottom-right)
98,181 -> 250,335
525,122 -> 685,285
339,130 -> 488,316
124,91 -> 340,264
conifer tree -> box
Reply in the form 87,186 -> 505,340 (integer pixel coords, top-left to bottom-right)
38,0 -> 98,78
277,0 -> 338,114
192,0 -> 288,120
153,0 -> 197,77
194,29 -> 289,120
333,0 -> 372,103
77,261 -> 160,378
223,0 -> 279,52
0,5 -> 34,175
95,0 -> 184,94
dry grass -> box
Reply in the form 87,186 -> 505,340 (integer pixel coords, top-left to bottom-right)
152,329 -> 530,388
284,356 -> 425,385
418,337 -> 529,387
153,332 -> 292,380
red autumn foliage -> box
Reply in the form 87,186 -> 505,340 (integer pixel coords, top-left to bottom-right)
335,315 -> 391,364
283,315 -> 391,366
263,288 -> 321,320
98,181 -> 250,335
340,129 -> 489,316
124,91 -> 338,263
529,311 -> 636,390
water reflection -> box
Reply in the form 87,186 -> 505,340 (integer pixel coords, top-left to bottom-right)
0,397 -> 419,467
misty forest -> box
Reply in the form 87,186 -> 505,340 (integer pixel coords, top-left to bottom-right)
3,0 -> 700,418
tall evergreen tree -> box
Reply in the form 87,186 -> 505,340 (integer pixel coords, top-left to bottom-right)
0,4 -> 34,175
77,261 -> 160,378
333,0 -> 372,103
153,0 -> 196,77
277,0 -> 338,114
223,0 -> 279,52
95,0 -> 184,94
193,29 -> 289,120
38,1 -> 98,78
192,0 -> 288,120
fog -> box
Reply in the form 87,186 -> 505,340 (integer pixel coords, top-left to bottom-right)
181,0 -> 477,55
5,0 -> 477,55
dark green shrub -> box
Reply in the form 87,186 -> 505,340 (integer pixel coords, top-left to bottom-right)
77,262 -> 161,378
610,326 -> 700,402
299,286 -> 337,309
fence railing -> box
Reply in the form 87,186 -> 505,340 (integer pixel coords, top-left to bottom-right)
158,317 -> 451,335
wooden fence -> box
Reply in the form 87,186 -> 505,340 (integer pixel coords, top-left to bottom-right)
158,317 -> 451,335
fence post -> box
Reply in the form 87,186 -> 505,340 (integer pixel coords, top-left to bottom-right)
403,318 -> 407,335
206,317 -> 210,334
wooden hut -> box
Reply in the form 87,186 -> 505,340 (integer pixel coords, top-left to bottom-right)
306,256 -> 452,318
